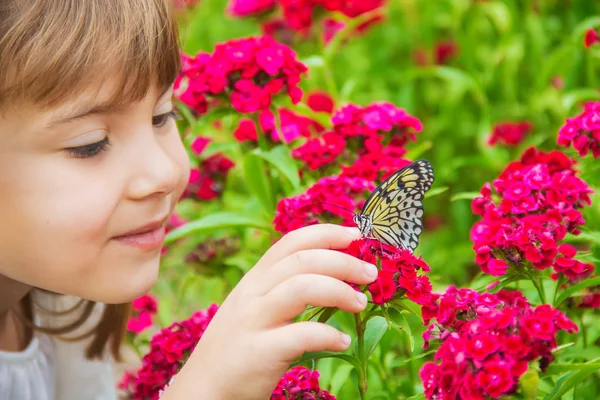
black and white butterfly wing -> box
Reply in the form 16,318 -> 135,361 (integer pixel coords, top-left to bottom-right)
359,159 -> 434,251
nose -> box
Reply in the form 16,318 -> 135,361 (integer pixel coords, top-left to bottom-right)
125,133 -> 183,201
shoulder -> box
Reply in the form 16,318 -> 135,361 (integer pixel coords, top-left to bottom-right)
32,292 -> 119,400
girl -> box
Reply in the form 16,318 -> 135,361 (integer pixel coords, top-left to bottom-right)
0,1 -> 378,399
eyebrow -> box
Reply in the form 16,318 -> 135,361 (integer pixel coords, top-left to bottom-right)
45,88 -> 172,129
45,103 -> 128,129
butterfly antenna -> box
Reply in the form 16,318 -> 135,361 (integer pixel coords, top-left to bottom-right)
312,201 -> 356,216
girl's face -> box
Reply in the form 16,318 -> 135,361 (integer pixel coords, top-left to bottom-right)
0,79 -> 190,303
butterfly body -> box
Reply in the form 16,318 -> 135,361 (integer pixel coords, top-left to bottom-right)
354,159 -> 434,252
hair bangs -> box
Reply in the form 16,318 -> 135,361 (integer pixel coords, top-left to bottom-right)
0,0 -> 181,112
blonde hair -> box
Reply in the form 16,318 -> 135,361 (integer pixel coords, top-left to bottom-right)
0,0 -> 182,360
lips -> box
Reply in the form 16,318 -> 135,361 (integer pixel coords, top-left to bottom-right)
113,216 -> 169,251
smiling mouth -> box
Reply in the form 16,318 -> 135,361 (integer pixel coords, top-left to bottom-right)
113,217 -> 169,251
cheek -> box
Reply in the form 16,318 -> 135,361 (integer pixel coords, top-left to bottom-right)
0,156 -> 120,292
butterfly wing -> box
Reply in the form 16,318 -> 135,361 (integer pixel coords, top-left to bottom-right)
360,160 -> 434,251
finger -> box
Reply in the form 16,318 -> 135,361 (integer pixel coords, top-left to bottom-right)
259,274 -> 368,325
261,321 -> 352,362
255,224 -> 361,270
254,249 -> 377,294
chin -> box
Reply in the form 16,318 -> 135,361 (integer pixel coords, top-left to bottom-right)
93,255 -> 161,304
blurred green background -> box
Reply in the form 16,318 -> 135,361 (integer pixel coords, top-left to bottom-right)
147,0 -> 600,398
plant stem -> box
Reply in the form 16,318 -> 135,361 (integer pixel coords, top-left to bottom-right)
580,314 -> 588,348
354,312 -> 368,399
529,274 -> 547,304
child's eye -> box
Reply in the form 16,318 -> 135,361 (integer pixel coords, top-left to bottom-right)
152,110 -> 181,128
66,137 -> 111,159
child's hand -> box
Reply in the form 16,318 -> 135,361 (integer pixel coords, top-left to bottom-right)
163,224 -> 377,400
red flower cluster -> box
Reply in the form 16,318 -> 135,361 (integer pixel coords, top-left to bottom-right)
488,121 -> 533,147
185,236 -> 241,267
292,102 -> 422,170
557,101 -> 600,158
234,108 -> 324,143
184,137 -> 235,201
271,366 -> 336,400
120,304 -> 220,399
274,175 -> 374,233
584,28 -> 599,48
346,239 -> 432,305
127,295 -> 159,334
292,132 -> 347,170
228,0 -> 386,34
332,102 -> 422,146
471,147 -> 593,279
434,40 -> 459,65
175,36 -> 307,114
340,144 -> 411,182
420,287 -> 578,400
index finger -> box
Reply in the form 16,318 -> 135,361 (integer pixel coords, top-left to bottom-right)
255,224 -> 361,270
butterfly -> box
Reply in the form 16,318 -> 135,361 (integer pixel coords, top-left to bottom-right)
353,159 -> 434,252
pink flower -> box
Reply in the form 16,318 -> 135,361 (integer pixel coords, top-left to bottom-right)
190,136 -> 211,155
227,0 -> 276,16
346,239 -> 432,306
127,295 -> 159,334
420,288 -> 578,399
471,147 -> 593,280
271,366 -> 336,399
474,360 -> 513,398
368,269 -> 397,304
127,312 -> 153,334
234,119 -> 259,142
306,90 -> 335,113
291,132 -> 347,170
584,28 -> 599,48
557,101 -> 600,158
120,305 -> 219,399
183,143 -> 236,202
274,176 -> 374,234
176,36 -> 307,115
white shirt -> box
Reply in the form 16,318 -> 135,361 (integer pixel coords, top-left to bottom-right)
0,293 -> 117,400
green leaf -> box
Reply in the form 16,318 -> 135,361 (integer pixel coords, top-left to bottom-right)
164,212 -> 270,244
390,299 -> 423,323
406,141 -> 433,160
546,361 -> 600,375
253,146 -> 301,191
519,370 -> 539,400
317,307 -> 338,324
292,351 -> 362,372
450,192 -> 481,201
554,276 -> 600,306
200,142 -> 239,159
389,309 -> 415,352
329,364 -> 354,394
542,363 -> 600,400
243,152 -> 274,215
424,186 -> 448,199
302,55 -> 325,68
562,89 -> 600,112
361,316 -> 389,360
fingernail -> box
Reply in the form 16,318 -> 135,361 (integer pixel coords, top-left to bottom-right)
364,263 -> 378,279
341,334 -> 351,347
357,292 -> 368,307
